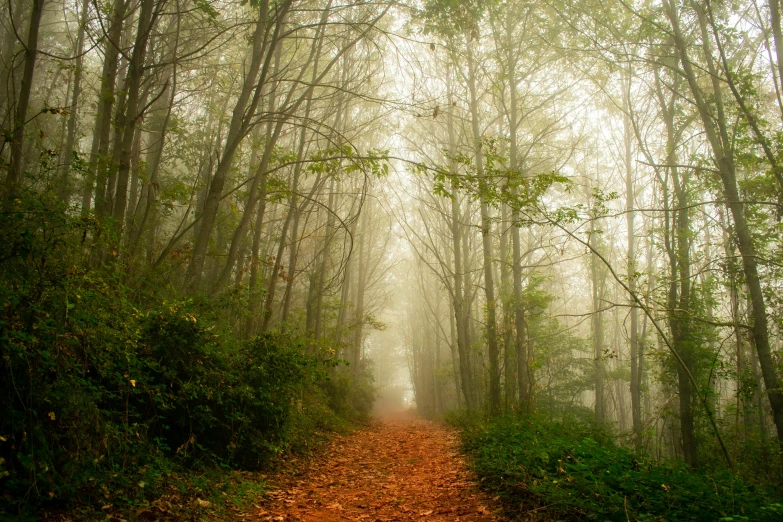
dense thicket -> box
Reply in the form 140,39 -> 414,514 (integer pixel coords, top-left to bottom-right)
0,196 -> 375,515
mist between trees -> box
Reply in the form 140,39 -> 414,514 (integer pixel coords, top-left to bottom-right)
2,0 -> 783,516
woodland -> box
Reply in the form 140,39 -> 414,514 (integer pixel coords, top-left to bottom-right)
2,0 -> 783,519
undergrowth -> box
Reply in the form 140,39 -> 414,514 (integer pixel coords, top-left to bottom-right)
0,199 -> 375,519
452,414 -> 783,521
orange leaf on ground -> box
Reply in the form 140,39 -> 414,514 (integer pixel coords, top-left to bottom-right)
242,412 -> 518,521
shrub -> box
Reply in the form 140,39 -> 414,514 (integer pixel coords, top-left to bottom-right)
0,203 -> 373,516
459,416 -> 782,521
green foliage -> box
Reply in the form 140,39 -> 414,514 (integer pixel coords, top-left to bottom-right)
458,416 -> 782,521
518,273 -> 593,415
421,0 -> 486,37
0,197 -> 373,516
307,145 -> 389,180
425,136 -> 569,220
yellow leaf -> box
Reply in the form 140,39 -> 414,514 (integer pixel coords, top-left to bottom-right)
130,380 -> 136,387
48,412 -> 56,421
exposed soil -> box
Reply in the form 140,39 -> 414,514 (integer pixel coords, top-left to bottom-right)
239,412 -> 504,522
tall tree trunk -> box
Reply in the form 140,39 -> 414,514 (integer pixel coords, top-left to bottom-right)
186,0 -> 283,289
245,181 -> 269,338
261,169 -> 299,332
350,201 -> 370,380
281,193 -> 305,323
466,35 -> 500,416
666,0 -> 783,446
448,299 -> 463,409
82,0 -> 126,215
133,53 -> 175,262
57,0 -> 90,202
0,0 -> 24,128
768,0 -> 783,118
337,213 -> 357,337
500,200 -> 516,411
306,178 -> 336,337
4,0 -> 44,205
623,70 -> 642,447
446,59 -> 475,411
306,47 -> 351,337
504,28 -> 530,411
589,174 -> 606,421
111,0 -> 156,244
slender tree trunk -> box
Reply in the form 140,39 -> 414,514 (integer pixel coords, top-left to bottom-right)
768,0 -> 783,115
307,178 -> 336,337
125,123 -> 143,233
281,195 -> 305,323
111,0 -> 156,244
337,214 -> 357,337
4,0 -> 44,204
186,0 -> 282,289
500,201 -> 516,411
97,4 -> 135,223
588,174 -> 606,421
666,0 -> 783,446
245,182 -> 269,338
466,36 -> 500,416
83,0 -> 126,215
351,201 -> 370,380
261,168 -> 299,332
281,111 -> 321,322
446,59 -> 475,410
449,298 -> 463,409
504,32 -> 531,412
623,71 -> 642,447
0,0 -> 24,128
57,0 -> 89,202
134,55 -> 175,261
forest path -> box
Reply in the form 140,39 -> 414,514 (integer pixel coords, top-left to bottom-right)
240,412 -> 503,522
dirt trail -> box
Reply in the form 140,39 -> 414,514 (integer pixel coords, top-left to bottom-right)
243,413 -> 502,522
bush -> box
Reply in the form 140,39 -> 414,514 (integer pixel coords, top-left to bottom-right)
0,202 -> 373,516
458,416 -> 782,521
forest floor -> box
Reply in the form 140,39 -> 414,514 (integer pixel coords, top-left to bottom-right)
236,412 -> 512,522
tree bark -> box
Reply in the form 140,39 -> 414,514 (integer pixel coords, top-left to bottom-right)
623,70 -> 642,447
186,0 -> 283,289
466,35 -> 501,416
83,0 -> 126,216
665,0 -> 783,446
111,0 -> 156,242
446,58 -> 476,411
5,0 -> 44,205
588,174 -> 606,422
57,0 -> 90,202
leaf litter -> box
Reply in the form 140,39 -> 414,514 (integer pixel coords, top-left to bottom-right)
240,413 -> 504,522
